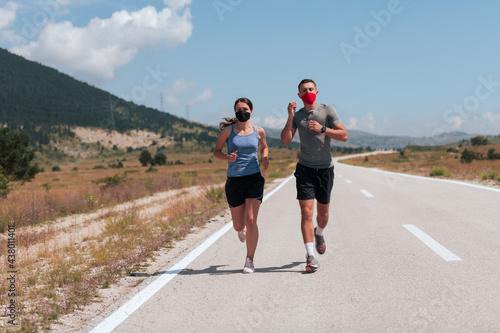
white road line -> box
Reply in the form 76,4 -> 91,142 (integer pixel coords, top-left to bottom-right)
345,179 -> 352,184
360,189 -> 374,197
89,176 -> 294,333
339,162 -> 500,193
403,224 -> 462,262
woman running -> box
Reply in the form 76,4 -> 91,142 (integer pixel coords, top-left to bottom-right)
213,97 -> 269,273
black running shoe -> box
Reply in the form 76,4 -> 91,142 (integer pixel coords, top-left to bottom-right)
314,227 -> 326,255
305,255 -> 319,273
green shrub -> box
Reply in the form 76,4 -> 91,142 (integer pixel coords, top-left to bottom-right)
482,169 -> 499,180
96,174 -> 127,188
430,167 -> 450,177
52,165 -> 61,171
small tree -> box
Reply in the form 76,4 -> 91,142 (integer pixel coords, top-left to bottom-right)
139,149 -> 152,166
471,136 -> 488,146
0,128 -> 39,193
487,149 -> 499,160
154,152 -> 167,166
460,149 -> 475,163
0,167 -> 9,198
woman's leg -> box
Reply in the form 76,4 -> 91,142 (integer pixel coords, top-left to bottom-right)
230,204 -> 246,234
244,198 -> 261,261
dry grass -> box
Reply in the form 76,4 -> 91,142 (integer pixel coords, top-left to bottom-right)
341,144 -> 500,186
0,147 -> 298,332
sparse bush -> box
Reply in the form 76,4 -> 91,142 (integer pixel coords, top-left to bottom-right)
97,174 -> 127,188
109,162 -> 124,169
430,167 -> 450,177
52,165 -> 61,172
481,169 -> 499,180
205,187 -> 224,202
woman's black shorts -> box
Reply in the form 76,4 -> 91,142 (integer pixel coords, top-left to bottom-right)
294,162 -> 334,204
225,172 -> 265,208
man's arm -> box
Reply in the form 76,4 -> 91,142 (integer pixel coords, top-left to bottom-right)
325,123 -> 347,142
281,102 -> 297,146
308,121 -> 348,142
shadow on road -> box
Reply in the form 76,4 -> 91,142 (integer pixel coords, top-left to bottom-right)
129,261 -> 304,277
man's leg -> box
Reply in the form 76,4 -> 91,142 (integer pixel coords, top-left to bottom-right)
299,199 -> 315,243
316,201 -> 330,229
299,199 -> 319,272
314,202 -> 329,254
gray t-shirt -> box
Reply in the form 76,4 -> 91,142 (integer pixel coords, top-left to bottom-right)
292,104 -> 342,169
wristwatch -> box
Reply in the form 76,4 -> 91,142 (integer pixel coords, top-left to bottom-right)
321,125 -> 327,133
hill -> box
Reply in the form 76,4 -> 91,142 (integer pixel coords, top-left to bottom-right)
0,48 -> 292,155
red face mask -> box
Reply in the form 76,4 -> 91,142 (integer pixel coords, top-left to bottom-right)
300,92 -> 317,104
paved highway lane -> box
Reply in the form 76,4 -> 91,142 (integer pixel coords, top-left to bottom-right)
87,158 -> 500,332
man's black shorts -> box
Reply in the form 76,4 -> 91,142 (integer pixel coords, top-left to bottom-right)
225,172 -> 265,208
294,162 -> 334,204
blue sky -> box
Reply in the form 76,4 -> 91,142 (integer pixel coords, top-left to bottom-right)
1,0 -> 500,137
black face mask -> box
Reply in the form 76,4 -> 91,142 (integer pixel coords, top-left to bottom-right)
235,110 -> 251,122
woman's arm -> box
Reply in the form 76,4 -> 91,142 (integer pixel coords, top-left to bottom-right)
258,126 -> 269,170
213,127 -> 238,162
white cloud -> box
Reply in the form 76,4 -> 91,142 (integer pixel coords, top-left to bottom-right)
482,111 -> 500,123
346,112 -> 381,133
0,1 -> 18,29
10,3 -> 193,81
262,116 -> 286,129
188,89 -> 213,106
164,78 -> 196,105
346,117 -> 359,129
163,0 -> 192,10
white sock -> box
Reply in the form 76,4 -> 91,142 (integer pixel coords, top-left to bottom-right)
316,226 -> 324,236
305,243 -> 315,257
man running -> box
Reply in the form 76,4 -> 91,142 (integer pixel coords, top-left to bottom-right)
280,79 -> 347,273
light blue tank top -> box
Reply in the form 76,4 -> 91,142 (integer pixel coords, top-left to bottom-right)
227,124 -> 260,177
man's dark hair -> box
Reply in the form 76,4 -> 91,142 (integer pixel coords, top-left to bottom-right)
298,79 -> 316,91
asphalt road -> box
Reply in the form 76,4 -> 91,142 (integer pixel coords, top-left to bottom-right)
88,158 -> 500,332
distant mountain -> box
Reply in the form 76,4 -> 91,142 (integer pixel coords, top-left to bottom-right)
263,127 -> 476,150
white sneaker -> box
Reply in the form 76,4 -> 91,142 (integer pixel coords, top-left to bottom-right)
238,226 -> 247,243
243,257 -> 254,273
